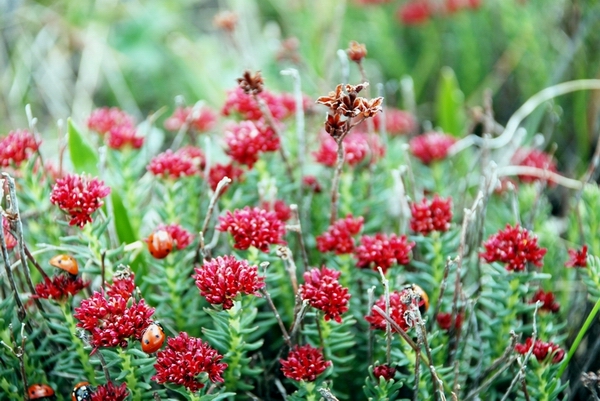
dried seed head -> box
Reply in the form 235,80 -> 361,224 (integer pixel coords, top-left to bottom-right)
213,10 -> 238,32
347,41 -> 367,63
237,70 -> 264,95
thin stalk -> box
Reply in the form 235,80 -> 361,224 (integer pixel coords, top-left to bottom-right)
329,130 -> 348,225
0,214 -> 26,320
197,176 -> 231,262
260,288 -> 292,347
378,267 -> 392,365
289,204 -> 309,273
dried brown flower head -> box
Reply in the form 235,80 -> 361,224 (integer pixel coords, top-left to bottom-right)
347,41 -> 367,63
213,11 -> 238,32
276,37 -> 301,63
237,70 -> 264,95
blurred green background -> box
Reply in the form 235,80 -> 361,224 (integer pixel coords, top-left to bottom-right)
1,0 -> 599,171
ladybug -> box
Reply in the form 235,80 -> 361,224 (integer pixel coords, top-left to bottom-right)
28,384 -> 55,400
141,322 -> 166,354
403,284 -> 429,314
147,230 -> 173,259
71,381 -> 94,401
49,254 -> 79,275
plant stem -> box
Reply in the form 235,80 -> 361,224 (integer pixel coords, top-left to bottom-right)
119,347 -> 141,401
60,303 -> 98,385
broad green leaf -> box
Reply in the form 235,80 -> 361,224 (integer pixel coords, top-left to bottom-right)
436,67 -> 466,137
67,118 -> 99,175
111,191 -> 137,245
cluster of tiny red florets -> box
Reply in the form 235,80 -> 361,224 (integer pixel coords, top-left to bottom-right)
224,120 -> 280,167
217,206 -> 286,252
372,364 -> 397,381
372,108 -> 415,135
87,107 -> 143,150
90,382 -> 129,401
566,245 -> 588,268
299,266 -> 350,323
49,174 -> 111,228
0,129 -> 40,167
409,132 -> 456,165
302,175 -> 322,193
105,271 -> 136,299
33,275 -> 89,302
316,214 -> 364,255
511,148 -> 558,184
514,337 -> 565,364
397,0 -> 480,25
410,195 -> 453,234
280,344 -> 331,382
354,233 -> 415,273
530,289 -> 560,313
147,147 -> 205,178
480,224 -> 546,272
436,312 -> 464,332
365,290 -> 411,332
260,199 -> 292,222
152,332 -> 227,392
156,223 -> 194,250
193,255 -> 264,310
164,105 -> 217,132
2,218 -> 17,251
208,163 -> 244,191
222,87 -> 296,121
314,132 -> 384,167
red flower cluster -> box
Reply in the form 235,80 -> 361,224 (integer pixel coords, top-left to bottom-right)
106,270 -> 136,299
566,245 -> 587,268
224,120 -> 280,167
372,108 -> 415,135
355,0 -> 392,5
153,332 -> 227,392
49,174 -> 111,228
164,105 -> 217,132
217,207 -> 286,252
481,224 -> 546,272
372,364 -> 396,381
410,195 -> 453,234
514,337 -> 565,364
409,132 -> 456,165
222,86 -> 296,121
316,214 -> 364,255
90,382 -> 129,401
436,312 -> 463,332
208,163 -> 244,191
355,233 -> 415,273
0,129 -> 40,167
156,223 -> 194,250
147,147 -> 205,178
299,266 -> 350,323
530,289 -> 560,313
314,132 -> 385,167
33,275 -> 89,302
74,290 -> 154,353
511,148 -> 558,184
260,199 -> 292,222
302,175 -> 322,193
2,218 -> 16,251
397,1 -> 431,25
87,107 -> 143,150
365,290 -> 411,332
280,344 -> 331,382
194,255 -> 264,310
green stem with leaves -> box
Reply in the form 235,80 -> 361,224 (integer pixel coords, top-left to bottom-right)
118,347 -> 141,401
60,303 -> 98,385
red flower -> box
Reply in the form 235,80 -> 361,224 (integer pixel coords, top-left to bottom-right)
147,148 -> 204,178
397,1 -> 431,25
224,120 -> 280,167
217,207 -> 286,252
566,245 -> 587,268
372,364 -> 396,381
302,175 -> 322,193
481,224 -> 546,272
314,132 -> 385,167
372,108 -> 416,135
410,195 -> 453,234
2,218 -> 17,251
299,266 -> 350,323
409,132 -> 456,165
88,107 -> 135,134
280,345 -> 331,382
156,223 -> 194,250
74,292 -> 155,352
90,382 -> 129,401
50,174 -> 111,228
515,338 -> 564,364
436,312 -> 463,332
153,332 -> 227,392
207,163 -> 244,191
105,125 -> 144,150
106,270 -> 136,299
260,200 -> 292,222
164,106 -> 217,132
355,233 -> 415,273
317,214 -> 364,255
530,289 -> 560,313
0,129 -> 40,167
33,276 -> 90,302
365,290 -> 411,332
511,148 -> 558,185
194,255 -> 264,310
222,87 -> 293,121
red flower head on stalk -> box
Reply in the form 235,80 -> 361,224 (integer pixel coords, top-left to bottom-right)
2,218 -> 17,251
280,344 -> 331,382
530,289 -> 560,313
194,255 -> 264,310
164,105 -> 217,132
50,174 -> 111,228
515,338 -> 565,364
299,266 -> 351,323
372,108 -> 416,135
365,290 -> 412,332
106,267 -> 136,299
317,214 -> 364,255
222,86 -> 293,121
409,132 -> 456,165
153,332 -> 227,392
33,275 -> 90,302
397,0 -> 431,25
208,163 -> 244,191
156,223 -> 194,250
436,312 -> 464,332
410,195 -> 453,235
90,382 -> 129,401
314,132 -> 385,167
372,364 -> 397,381
217,206 -> 286,252
0,129 -> 40,167
224,120 -> 280,167
147,148 -> 204,179
511,148 -> 558,185
566,245 -> 588,268
260,199 -> 292,222
87,107 -> 143,150
354,233 -> 415,273
480,224 -> 546,272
